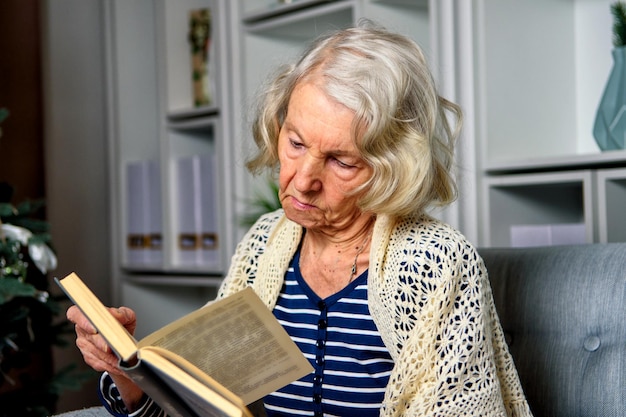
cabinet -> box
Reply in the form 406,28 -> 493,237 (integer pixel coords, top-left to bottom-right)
105,0 -> 445,331
482,155 -> 626,248
104,0 -> 626,332
466,0 -> 626,247
483,169 -> 594,247
597,167 -> 626,243
471,0 -> 614,165
105,0 -> 234,335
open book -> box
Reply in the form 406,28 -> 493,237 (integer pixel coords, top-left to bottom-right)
56,272 -> 313,417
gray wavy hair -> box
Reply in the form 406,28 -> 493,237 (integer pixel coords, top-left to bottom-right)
247,20 -> 462,218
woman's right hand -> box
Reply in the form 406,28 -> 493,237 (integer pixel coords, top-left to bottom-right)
67,305 -> 145,411
67,305 -> 136,376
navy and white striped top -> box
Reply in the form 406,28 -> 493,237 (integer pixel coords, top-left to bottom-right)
98,249 -> 393,417
264,249 -> 394,417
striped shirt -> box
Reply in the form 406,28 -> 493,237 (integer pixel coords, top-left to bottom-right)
98,249 -> 393,417
264,249 -> 394,417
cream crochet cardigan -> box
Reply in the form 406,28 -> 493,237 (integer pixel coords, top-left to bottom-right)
218,210 -> 532,417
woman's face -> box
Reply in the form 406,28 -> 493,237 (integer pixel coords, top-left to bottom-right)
277,82 -> 373,234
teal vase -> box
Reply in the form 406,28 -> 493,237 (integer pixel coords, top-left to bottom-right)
593,46 -> 626,151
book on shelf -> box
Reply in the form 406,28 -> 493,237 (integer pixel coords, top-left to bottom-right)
56,272 -> 313,417
176,154 -> 220,267
126,159 -> 163,267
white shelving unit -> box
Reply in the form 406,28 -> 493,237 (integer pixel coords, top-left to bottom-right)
103,0 -> 626,332
106,0 -> 234,336
236,0 -> 433,110
471,0 -> 613,166
483,170 -> 594,247
597,168 -> 626,243
467,0 -> 626,247
483,159 -> 626,248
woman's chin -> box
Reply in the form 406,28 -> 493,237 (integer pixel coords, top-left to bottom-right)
283,206 -> 320,229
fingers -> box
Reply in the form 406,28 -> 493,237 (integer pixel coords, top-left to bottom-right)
66,304 -> 140,378
67,305 -> 137,336
75,334 -> 120,374
108,306 -> 137,335
67,305 -> 98,334
67,304 -> 129,375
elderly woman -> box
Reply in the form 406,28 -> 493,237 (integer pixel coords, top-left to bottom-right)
68,21 -> 532,417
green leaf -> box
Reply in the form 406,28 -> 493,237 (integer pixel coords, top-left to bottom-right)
18,220 -> 50,236
239,179 -> 282,228
0,108 -> 8,124
27,233 -> 53,246
0,202 -> 17,218
0,278 -> 37,304
15,199 -> 44,215
611,1 -> 626,46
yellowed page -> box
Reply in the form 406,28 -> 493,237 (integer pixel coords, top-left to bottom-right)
56,273 -> 138,361
137,349 -> 252,417
138,287 -> 313,405
142,346 -> 247,412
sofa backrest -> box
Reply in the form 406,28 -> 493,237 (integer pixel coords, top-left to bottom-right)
479,243 -> 626,417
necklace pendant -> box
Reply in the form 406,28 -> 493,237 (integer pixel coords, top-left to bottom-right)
351,264 -> 357,275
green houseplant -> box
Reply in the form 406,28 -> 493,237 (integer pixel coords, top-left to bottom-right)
240,177 -> 281,229
611,1 -> 626,46
0,108 -> 91,417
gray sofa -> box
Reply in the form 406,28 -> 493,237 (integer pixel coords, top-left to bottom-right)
481,243 -> 626,417
54,243 -> 626,417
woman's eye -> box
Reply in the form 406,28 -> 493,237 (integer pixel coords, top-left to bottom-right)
333,157 -> 355,169
289,139 -> 303,149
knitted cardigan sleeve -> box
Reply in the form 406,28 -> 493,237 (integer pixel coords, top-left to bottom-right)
368,215 -> 532,417
217,209 -> 301,308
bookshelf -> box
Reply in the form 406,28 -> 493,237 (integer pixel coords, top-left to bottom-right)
468,0 -> 626,247
102,0 -> 626,333
105,0 -> 233,334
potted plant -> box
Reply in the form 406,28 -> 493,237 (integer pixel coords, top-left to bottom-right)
0,108 -> 92,417
240,177 -> 281,228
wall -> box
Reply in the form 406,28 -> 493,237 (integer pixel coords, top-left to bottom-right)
0,0 -> 44,203
40,0 -> 111,412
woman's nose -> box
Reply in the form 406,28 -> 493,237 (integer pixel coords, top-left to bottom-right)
293,156 -> 322,193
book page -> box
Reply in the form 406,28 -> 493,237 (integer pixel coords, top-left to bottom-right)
55,273 -> 138,361
136,349 -> 251,417
138,287 -> 313,405
142,346 -> 244,408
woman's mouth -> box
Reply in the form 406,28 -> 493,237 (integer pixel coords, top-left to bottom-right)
290,196 -> 316,210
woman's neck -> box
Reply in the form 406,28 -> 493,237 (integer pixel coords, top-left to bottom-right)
299,215 -> 375,298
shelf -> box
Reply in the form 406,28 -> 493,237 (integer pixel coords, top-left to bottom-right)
161,0 -> 223,112
125,273 -> 224,287
109,0 -> 231,294
167,116 -> 218,131
244,1 -> 353,38
474,0 -> 614,165
596,168 -> 626,243
485,149 -> 626,175
242,0 -> 335,23
483,171 -> 594,247
120,282 -> 218,337
167,105 -> 219,121
372,0 -> 428,8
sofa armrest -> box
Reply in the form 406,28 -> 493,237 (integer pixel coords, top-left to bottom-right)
479,243 -> 626,417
